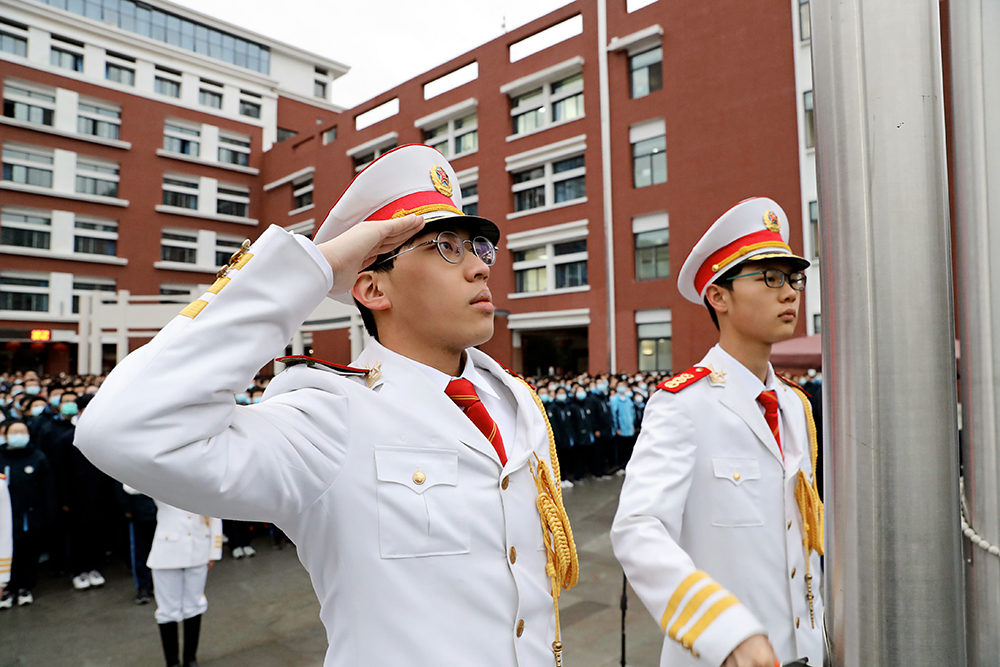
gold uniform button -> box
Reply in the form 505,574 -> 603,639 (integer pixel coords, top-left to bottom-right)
516,619 -> 525,637
791,568 -> 796,578
509,547 -> 517,564
733,472 -> 741,481
413,471 -> 426,485
796,617 -> 801,629
501,475 -> 510,490
788,520 -> 792,530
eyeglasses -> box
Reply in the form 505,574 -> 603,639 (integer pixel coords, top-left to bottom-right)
726,268 -> 807,291
373,230 -> 497,268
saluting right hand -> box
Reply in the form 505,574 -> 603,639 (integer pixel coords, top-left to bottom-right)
315,214 -> 426,296
723,634 -> 778,667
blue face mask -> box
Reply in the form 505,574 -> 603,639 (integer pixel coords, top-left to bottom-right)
639,384 -> 647,391
60,402 -> 78,417
7,433 -> 30,449
50,395 -> 61,406
576,391 -> 587,400
30,405 -> 46,417
616,387 -> 626,395
235,393 -> 250,405
539,394 -> 550,403
555,394 -> 567,402
252,396 -> 261,404
11,386 -> 23,396
634,395 -> 644,404
25,385 -> 40,395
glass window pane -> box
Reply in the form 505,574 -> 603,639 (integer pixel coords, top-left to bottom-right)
554,175 -> 585,202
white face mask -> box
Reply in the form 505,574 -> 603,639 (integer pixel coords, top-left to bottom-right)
7,433 -> 30,449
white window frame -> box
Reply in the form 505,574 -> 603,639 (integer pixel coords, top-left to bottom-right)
215,183 -> 250,219
238,93 -> 261,119
0,207 -> 51,250
0,20 -> 29,58
214,233 -> 245,266
163,120 -> 201,157
72,276 -> 116,314
159,228 -> 199,265
291,175 -> 314,215
633,211 -> 670,281
154,67 -> 182,98
161,175 -> 200,211
630,118 -> 667,188
506,219 -> 590,298
73,216 -> 119,257
75,157 -> 120,199
322,127 -> 337,145
506,136 -> 588,219
0,270 -> 51,314
50,41 -> 84,72
457,167 -> 479,216
77,97 -> 122,141
285,218 -> 315,236
635,308 -> 672,373
2,143 -> 54,189
218,131 -> 251,167
199,81 -> 224,109
3,81 -> 56,127
347,132 -> 399,172
105,54 -> 136,87
415,99 -> 479,160
501,58 -> 585,140
160,283 -> 200,297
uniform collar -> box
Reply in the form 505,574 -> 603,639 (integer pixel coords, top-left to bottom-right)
711,344 -> 779,398
358,340 -> 499,400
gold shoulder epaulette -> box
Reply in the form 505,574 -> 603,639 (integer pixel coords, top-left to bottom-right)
656,366 -> 712,394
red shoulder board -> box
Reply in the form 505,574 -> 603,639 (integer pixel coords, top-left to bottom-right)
656,366 -> 712,393
0,473 -> 6,480
276,355 -> 369,377
778,374 -> 812,397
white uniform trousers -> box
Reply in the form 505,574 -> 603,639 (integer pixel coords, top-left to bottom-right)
152,565 -> 208,623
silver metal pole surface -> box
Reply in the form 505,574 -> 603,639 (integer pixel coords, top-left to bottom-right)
811,0 -> 966,665
950,2 -> 1000,664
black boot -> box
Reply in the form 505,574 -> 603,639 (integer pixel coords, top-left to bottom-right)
158,622 -> 180,667
182,614 -> 202,667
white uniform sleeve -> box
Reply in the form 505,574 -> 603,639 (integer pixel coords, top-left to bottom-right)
209,517 -> 223,561
611,390 -> 766,665
0,478 -> 11,587
75,225 -> 349,524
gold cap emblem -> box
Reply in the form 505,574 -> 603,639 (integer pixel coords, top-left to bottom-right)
430,165 -> 453,198
763,210 -> 780,233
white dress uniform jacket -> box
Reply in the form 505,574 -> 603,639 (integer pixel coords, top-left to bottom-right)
76,225 -> 559,667
611,345 -> 824,666
148,502 -> 222,570
0,474 -> 11,587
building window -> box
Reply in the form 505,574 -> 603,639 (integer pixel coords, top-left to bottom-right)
77,100 -> 121,140
513,238 -> 588,294
813,313 -> 822,335
160,284 -> 198,296
50,46 -> 83,72
216,185 -> 249,218
239,99 -> 261,118
810,200 -> 819,259
75,159 -> 119,198
637,321 -> 671,373
425,112 -> 478,159
512,154 -> 586,213
214,235 -> 244,266
322,127 -> 337,145
629,47 -> 663,99
510,71 -> 584,136
163,122 -> 200,156
292,176 -> 313,210
199,88 -> 223,109
632,135 -> 666,188
0,273 -> 49,312
352,141 -> 396,172
276,127 -> 298,143
106,62 -> 135,86
2,145 -> 53,188
160,229 -> 198,263
0,210 -> 51,250
0,27 -> 28,57
74,218 -> 118,256
635,228 -> 669,280
461,181 -> 478,216
155,73 -> 181,98
3,83 -> 56,127
71,277 -> 116,313
800,0 -> 811,41
314,80 -> 327,98
162,177 -> 199,209
804,90 -> 815,149
218,133 -> 251,166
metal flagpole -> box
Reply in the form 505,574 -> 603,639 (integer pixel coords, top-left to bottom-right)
810,0 -> 966,664
950,1 -> 1000,664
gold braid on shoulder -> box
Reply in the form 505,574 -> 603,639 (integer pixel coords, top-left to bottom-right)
786,382 -> 824,629
514,377 -> 580,667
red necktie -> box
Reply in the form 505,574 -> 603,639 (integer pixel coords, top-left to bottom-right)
757,390 -> 783,461
446,378 -> 507,465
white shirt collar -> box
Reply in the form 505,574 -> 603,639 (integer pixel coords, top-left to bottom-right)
407,350 -> 500,400
711,344 -> 779,398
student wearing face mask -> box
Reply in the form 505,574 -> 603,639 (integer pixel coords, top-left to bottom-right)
0,421 -> 56,608
632,389 -> 647,434
583,381 -> 614,477
546,389 -> 577,489
610,385 -> 637,472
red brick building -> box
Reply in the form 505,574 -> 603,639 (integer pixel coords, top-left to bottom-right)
1,0 -> 814,376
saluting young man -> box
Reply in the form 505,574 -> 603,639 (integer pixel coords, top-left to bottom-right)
611,198 -> 825,667
76,145 -> 577,667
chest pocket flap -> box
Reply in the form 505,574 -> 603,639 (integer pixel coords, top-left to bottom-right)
712,456 -> 761,486
375,446 -> 458,494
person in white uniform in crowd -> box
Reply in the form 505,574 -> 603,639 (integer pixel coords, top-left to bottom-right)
75,145 -> 578,667
612,198 -> 825,667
